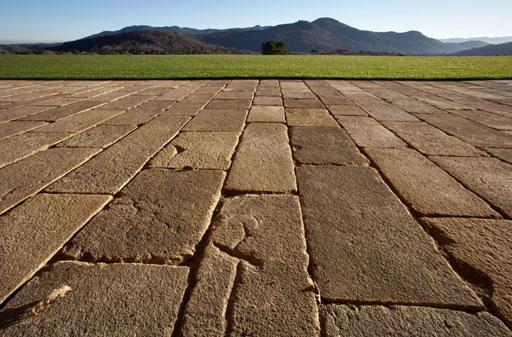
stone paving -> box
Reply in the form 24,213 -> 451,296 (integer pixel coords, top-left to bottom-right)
0,79 -> 511,337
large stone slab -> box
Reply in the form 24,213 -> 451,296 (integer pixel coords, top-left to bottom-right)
32,96 -> 83,107
336,116 -> 406,148
0,194 -> 111,303
166,102 -> 205,116
62,169 -> 224,264
418,113 -> 512,148
33,109 -> 123,133
448,109 -> 512,131
0,105 -> 52,123
290,127 -> 368,165
321,305 -> 512,337
0,132 -> 72,168
327,104 -> 367,116
183,109 -> 247,132
358,101 -> 419,121
0,121 -> 46,140
384,121 -> 485,156
20,101 -> 104,122
98,94 -> 153,111
225,123 -> 297,193
253,96 -> 282,106
150,131 -> 239,170
206,99 -> 252,110
431,156 -> 512,217
247,106 -> 285,122
367,148 -> 498,217
286,108 -> 338,127
46,115 -> 189,194
215,91 -> 254,100
0,147 -> 100,214
284,98 -> 324,109
296,165 -> 480,306
423,218 -> 512,327
0,262 -> 188,337
103,100 -> 175,125
181,245 -> 238,337
57,124 -> 135,148
183,195 -> 320,337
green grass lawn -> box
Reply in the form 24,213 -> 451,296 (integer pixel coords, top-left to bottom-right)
0,54 -> 511,79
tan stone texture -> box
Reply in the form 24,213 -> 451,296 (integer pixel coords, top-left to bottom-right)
225,123 -> 296,192
0,262 -> 189,337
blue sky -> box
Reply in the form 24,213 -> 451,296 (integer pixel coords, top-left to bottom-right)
1,0 -> 511,42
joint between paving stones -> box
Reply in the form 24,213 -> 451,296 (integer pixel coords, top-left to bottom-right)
285,79 -> 323,336
171,84 -> 250,337
319,298 -> 485,313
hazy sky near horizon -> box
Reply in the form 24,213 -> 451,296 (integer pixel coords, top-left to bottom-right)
1,0 -> 511,42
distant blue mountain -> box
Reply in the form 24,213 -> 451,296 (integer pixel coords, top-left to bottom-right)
441,37 -> 512,45
452,42 -> 512,56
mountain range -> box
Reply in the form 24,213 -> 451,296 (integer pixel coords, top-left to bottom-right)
1,18 -> 511,56
453,42 -> 512,56
440,36 -> 512,45
53,29 -> 238,54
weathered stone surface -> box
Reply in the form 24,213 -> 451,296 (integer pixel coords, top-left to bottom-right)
20,101 -> 104,121
154,82 -> 205,101
296,165 -> 480,306
166,102 -> 205,116
57,124 -> 135,148
179,94 -> 214,104
344,94 -> 419,121
247,106 -> 285,122
418,113 -> 512,148
181,245 -> 238,337
0,121 -> 46,139
286,108 -> 338,127
336,116 -> 406,147
431,156 -> 512,217
150,131 -> 239,170
253,96 -> 282,106
215,91 -> 254,100
0,132 -> 72,168
104,100 -> 174,125
448,109 -> 512,131
423,218 -> 512,327
32,96 -> 83,107
184,109 -> 247,132
321,305 -> 512,337
327,104 -> 367,116
291,127 -> 368,165
0,262 -> 189,337
63,169 -> 224,264
385,121 -> 486,156
206,99 -> 252,110
225,123 -> 297,193
0,194 -> 111,303
284,98 -> 324,109
367,148 -> 498,217
255,89 -> 281,97
0,147 -> 100,214
46,115 -> 189,194
319,95 -> 352,105
183,195 -> 320,337
98,94 -> 153,111
489,148 -> 512,164
281,90 -> 316,99
0,105 -> 52,123
33,109 -> 123,133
